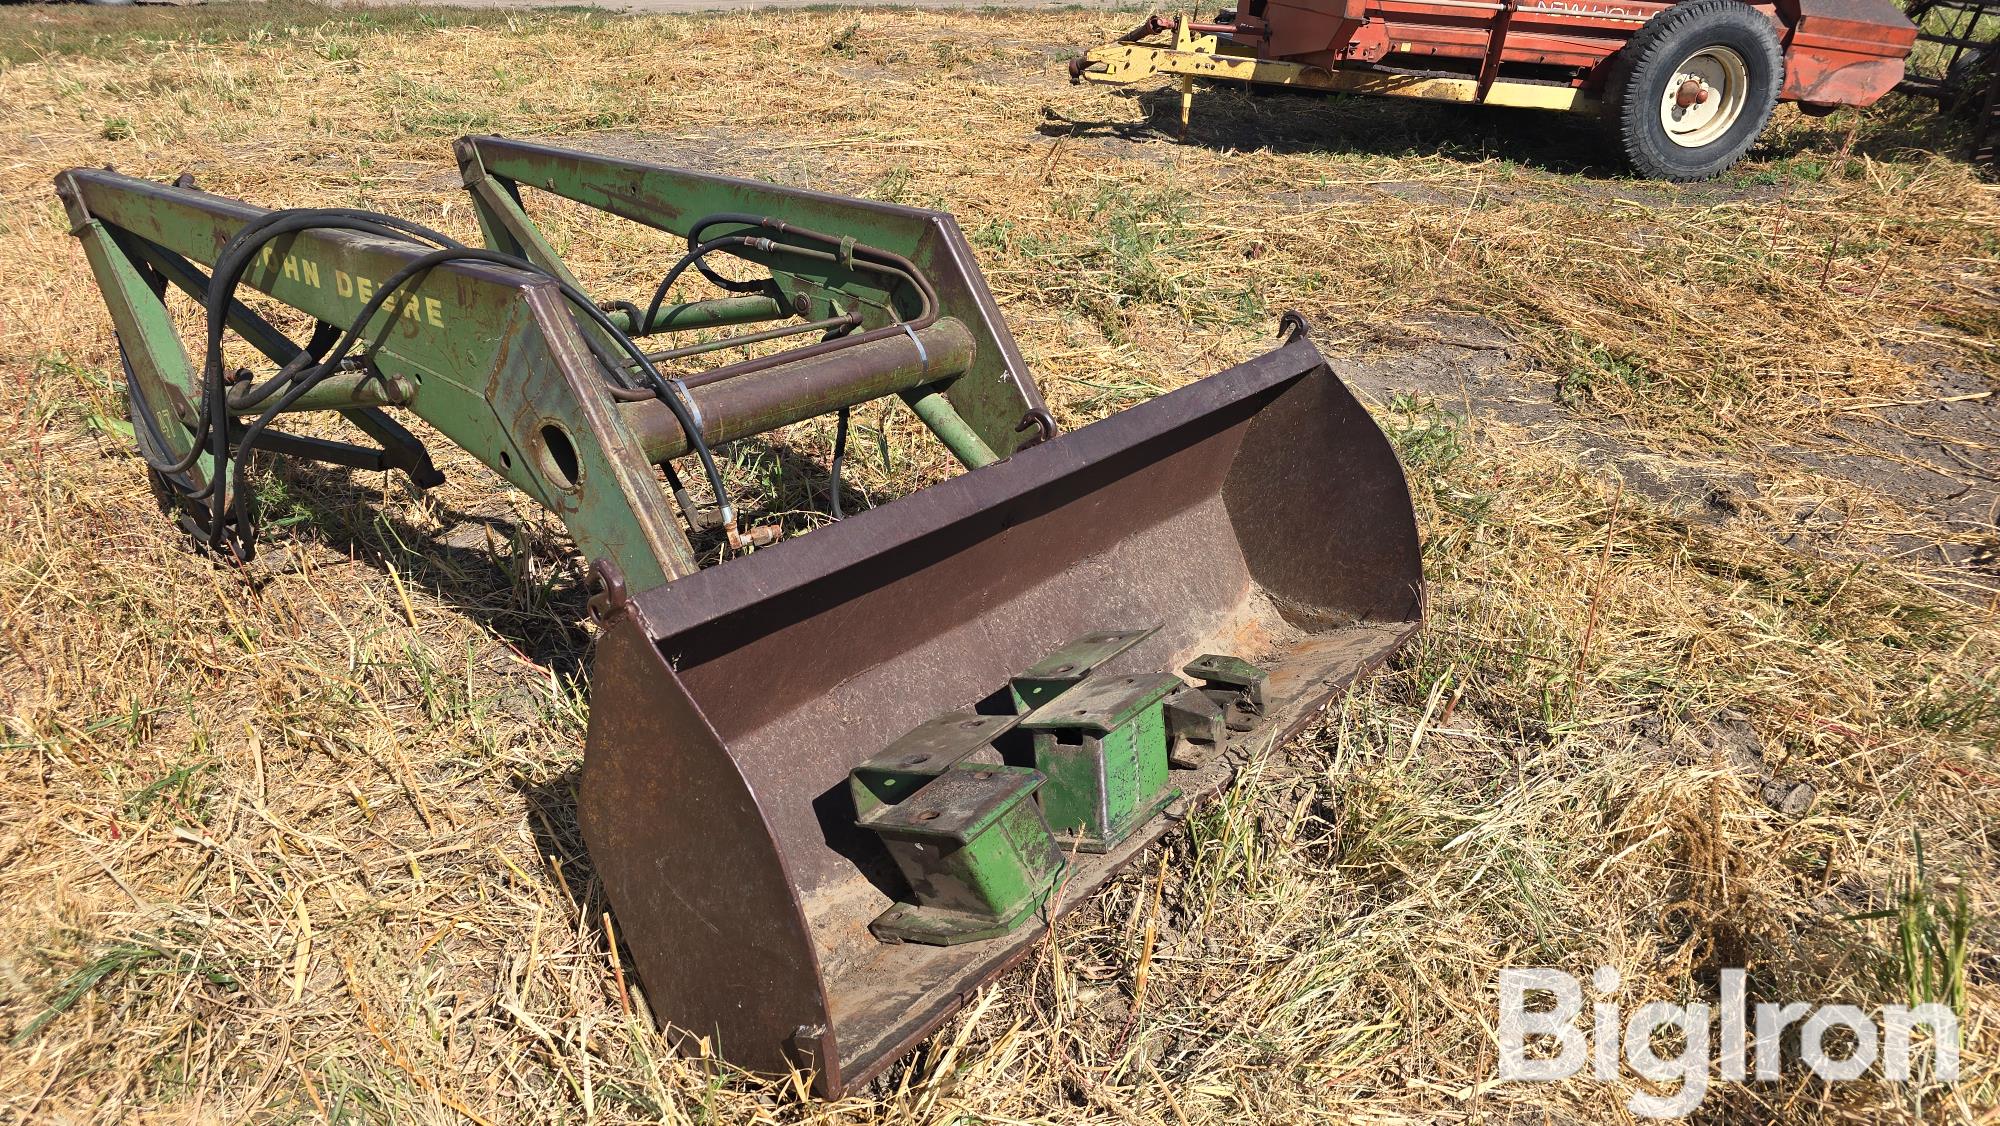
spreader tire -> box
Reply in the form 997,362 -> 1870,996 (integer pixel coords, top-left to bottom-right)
1605,0 -> 1783,181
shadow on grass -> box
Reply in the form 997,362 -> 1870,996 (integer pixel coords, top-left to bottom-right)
1766,92 -> 1990,168
1046,83 -> 1621,176
235,426 -> 878,677
1049,83 -> 1992,184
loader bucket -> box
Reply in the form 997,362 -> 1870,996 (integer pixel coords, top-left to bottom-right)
54,145 -> 1420,1098
578,330 -> 1423,1095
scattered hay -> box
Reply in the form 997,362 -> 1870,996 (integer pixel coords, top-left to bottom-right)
0,3 -> 1996,1122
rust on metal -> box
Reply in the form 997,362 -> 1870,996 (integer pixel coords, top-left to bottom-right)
57,142 -> 1426,1099
618,318 -> 976,462
581,333 -> 1423,1095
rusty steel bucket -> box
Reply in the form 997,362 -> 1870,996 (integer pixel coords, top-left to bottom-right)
577,329 -> 1423,1095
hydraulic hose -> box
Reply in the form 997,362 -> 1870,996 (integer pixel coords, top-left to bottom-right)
161,207 -> 735,562
637,213 -> 943,391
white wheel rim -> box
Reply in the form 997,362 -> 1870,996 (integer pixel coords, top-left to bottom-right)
1658,46 -> 1749,148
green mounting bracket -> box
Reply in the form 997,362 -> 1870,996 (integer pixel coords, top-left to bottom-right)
1183,653 -> 1269,733
1009,626 -> 1158,711
860,763 -> 1065,946
850,709 -> 1017,818
1019,671 -> 1183,853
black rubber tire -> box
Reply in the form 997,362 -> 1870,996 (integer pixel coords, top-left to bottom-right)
1942,46 -> 1996,117
1604,0 -> 1783,181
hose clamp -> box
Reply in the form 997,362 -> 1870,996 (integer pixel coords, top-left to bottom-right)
668,376 -> 704,433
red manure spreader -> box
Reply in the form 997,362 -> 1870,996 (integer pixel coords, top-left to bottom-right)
1073,0 -> 1918,178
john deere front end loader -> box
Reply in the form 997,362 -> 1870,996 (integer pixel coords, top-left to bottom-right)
54,136 -> 1423,1095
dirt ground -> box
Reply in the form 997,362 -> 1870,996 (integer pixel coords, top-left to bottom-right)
1336,314 -> 2000,594
1,3 -> 1998,1123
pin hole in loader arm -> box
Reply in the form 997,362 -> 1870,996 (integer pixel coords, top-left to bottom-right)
99,194 -> 735,566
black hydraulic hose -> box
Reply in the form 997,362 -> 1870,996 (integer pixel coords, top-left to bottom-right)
123,347 -> 203,500
636,215 -> 942,390
579,319 -> 650,397
815,316 -> 861,522
224,244 -> 735,554
688,212 -> 941,314
139,210 -> 460,488
165,206 -> 735,560
132,211 -> 454,557
207,210 -> 462,410
681,216 -> 776,296
657,213 -> 943,388
640,234 -> 780,331
193,211 -> 466,554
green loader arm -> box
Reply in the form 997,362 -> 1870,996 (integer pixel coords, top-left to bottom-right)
55,143 -> 1038,590
57,167 -> 701,587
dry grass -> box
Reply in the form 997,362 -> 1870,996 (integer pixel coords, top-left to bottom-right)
1,2 -> 1998,1121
